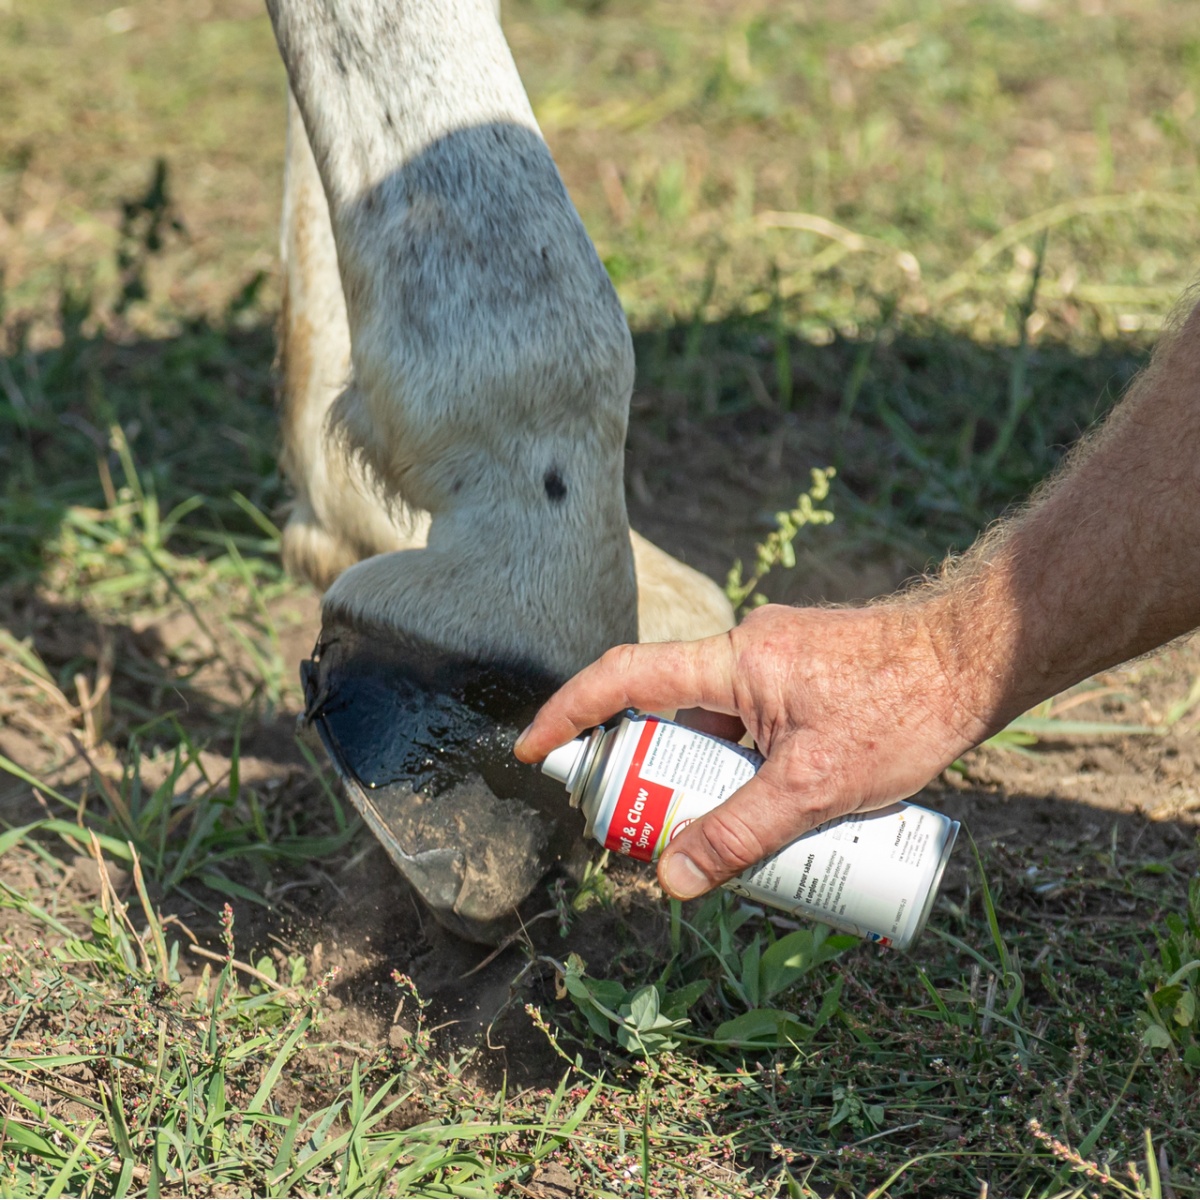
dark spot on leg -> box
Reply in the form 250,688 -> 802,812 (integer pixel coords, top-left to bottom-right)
543,469 -> 567,503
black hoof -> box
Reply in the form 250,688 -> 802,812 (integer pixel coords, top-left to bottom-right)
301,621 -> 580,945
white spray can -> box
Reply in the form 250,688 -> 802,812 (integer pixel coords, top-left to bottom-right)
541,712 -> 959,950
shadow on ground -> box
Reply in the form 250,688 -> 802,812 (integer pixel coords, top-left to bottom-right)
0,306 -> 1150,595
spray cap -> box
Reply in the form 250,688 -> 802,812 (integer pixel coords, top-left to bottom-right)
540,735 -> 590,800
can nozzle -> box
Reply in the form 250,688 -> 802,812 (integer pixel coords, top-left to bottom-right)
540,735 -> 590,805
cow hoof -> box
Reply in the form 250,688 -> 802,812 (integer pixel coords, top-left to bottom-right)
300,620 -> 580,945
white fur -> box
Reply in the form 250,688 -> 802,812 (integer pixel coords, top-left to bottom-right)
269,0 -> 733,679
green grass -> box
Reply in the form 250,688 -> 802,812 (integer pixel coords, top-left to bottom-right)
1,819 -> 1197,1196
2,0 -> 1200,1195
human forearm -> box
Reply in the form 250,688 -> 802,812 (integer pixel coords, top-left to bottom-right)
926,297 -> 1200,736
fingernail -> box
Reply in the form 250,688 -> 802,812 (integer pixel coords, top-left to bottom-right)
661,852 -> 709,900
514,724 -> 533,754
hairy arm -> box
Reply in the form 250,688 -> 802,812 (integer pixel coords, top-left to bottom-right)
515,297 -> 1200,899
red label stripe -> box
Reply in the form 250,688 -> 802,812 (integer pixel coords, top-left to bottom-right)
606,719 -> 673,862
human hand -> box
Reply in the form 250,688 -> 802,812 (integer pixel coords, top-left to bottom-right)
514,602 -> 990,900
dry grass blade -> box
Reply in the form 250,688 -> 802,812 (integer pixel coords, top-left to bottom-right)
67,733 -> 134,832
87,828 -> 153,977
756,210 -> 922,282
186,943 -> 299,999
129,844 -> 171,985
932,191 -> 1200,303
0,630 -> 78,717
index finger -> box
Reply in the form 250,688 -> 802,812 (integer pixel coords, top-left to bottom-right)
513,634 -> 735,762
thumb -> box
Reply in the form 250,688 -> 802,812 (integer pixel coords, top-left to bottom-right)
656,757 -> 836,900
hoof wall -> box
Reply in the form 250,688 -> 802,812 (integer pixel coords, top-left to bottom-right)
301,622 -> 579,945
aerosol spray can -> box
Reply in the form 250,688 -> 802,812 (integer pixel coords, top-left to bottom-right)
541,712 -> 959,950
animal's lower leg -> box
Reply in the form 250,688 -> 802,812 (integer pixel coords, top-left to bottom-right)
271,0 -> 640,674
270,0 -> 731,937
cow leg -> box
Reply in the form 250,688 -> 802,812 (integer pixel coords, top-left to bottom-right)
268,0 -> 732,939
281,90 -> 730,641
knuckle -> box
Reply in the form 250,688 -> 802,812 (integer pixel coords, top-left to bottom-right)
614,641 -> 642,676
692,807 -> 768,879
777,752 -> 825,796
599,642 -> 637,678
